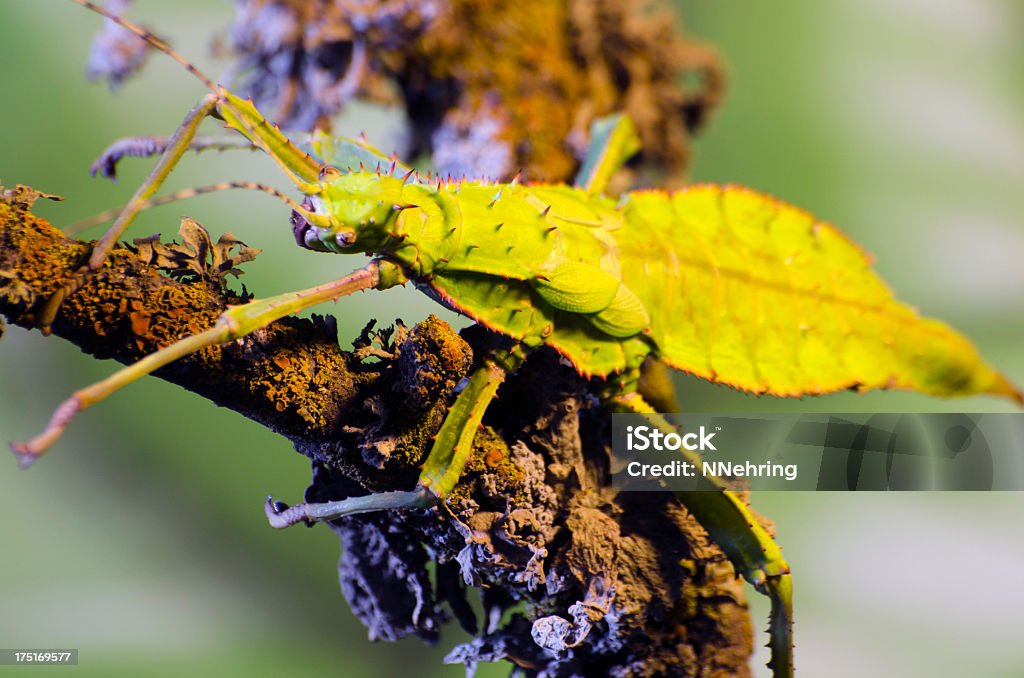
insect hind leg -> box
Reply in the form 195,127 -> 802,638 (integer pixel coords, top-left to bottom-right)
573,114 -> 641,195
608,390 -> 794,678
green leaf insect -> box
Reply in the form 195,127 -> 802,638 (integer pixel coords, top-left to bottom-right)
14,3 -> 1022,677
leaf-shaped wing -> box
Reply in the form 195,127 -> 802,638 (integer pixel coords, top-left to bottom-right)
620,185 -> 1020,402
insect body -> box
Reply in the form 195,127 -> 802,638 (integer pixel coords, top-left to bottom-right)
292,167 -> 1016,401
304,174 -> 647,360
13,3 -> 1022,677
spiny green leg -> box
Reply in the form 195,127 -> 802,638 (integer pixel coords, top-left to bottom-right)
34,94 -> 221,333
12,261 -> 396,468
265,349 -> 523,528
89,131 -> 412,190
674,488 -> 794,678
610,392 -> 794,678
573,113 -> 641,195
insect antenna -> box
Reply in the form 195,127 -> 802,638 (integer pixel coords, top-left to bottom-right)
64,181 -> 329,234
71,0 -> 218,92
71,0 -> 327,194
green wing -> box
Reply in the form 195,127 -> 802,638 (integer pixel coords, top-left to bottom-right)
618,184 -> 1020,400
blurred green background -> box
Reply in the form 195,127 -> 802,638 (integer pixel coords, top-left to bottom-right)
1,1 -> 1022,676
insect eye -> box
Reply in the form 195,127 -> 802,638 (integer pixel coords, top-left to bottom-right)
319,166 -> 341,180
335,229 -> 357,248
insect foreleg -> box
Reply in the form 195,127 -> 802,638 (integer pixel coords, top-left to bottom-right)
610,391 -> 794,678
265,349 -> 523,528
90,135 -> 259,181
12,261 -> 398,468
35,94 -> 220,333
45,1 -> 328,327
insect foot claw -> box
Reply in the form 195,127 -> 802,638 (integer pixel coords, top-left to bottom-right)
10,443 -> 39,470
90,136 -> 168,182
264,496 -> 313,529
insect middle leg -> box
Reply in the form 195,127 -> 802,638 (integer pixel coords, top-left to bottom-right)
265,349 -> 522,526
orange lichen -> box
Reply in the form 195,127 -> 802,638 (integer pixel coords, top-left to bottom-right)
448,424 -> 526,508
398,0 -> 723,183
225,1 -> 723,183
0,186 -> 357,443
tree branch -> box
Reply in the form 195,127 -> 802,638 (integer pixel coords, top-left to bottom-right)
2,184 -> 759,675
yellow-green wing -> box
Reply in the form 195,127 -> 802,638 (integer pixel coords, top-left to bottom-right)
619,184 -> 1021,401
